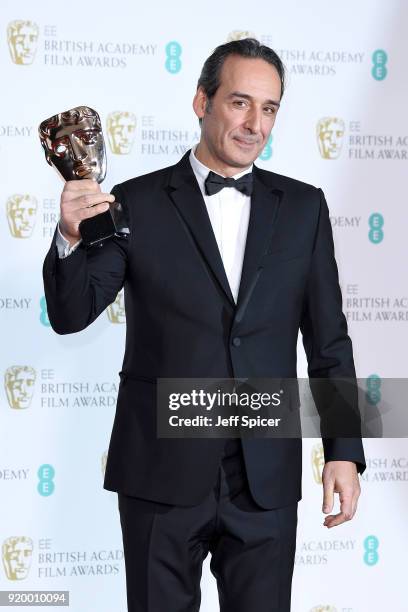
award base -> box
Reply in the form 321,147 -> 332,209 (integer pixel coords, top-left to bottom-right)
79,200 -> 130,247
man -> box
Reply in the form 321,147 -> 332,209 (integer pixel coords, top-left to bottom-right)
43,39 -> 365,612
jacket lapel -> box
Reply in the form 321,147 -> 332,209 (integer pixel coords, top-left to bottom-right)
167,151 -> 235,306
235,166 -> 283,320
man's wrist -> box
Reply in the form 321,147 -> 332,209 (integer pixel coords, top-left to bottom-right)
56,224 -> 82,259
324,459 -> 359,473
59,223 -> 80,248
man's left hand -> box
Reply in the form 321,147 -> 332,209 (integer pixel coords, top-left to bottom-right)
322,460 -> 361,528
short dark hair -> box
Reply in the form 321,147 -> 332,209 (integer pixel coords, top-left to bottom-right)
196,38 -> 285,126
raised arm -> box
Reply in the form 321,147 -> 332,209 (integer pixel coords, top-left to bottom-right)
43,180 -> 128,334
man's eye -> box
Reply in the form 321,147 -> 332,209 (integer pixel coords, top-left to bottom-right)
265,107 -> 277,114
233,100 -> 247,107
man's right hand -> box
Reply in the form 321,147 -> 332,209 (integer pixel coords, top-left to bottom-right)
59,179 -> 115,247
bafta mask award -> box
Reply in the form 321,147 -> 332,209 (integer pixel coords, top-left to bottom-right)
38,105 -> 130,246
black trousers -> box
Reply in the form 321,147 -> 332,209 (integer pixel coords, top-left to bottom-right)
118,440 -> 298,611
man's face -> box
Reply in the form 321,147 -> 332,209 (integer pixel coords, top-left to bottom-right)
5,367 -> 36,409
8,21 -> 38,65
2,538 -> 33,580
7,196 -> 37,238
194,55 -> 281,173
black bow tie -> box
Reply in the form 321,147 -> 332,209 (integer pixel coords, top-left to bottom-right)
204,170 -> 253,197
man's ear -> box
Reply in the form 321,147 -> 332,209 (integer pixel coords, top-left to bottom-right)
192,87 -> 208,121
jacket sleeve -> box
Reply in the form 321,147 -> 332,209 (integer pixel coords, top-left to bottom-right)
300,188 -> 366,474
42,184 -> 129,335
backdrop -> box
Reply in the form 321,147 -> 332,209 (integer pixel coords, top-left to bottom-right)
1,1 -> 407,610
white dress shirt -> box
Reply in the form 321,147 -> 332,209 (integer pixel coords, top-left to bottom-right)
188,146 -> 252,302
56,145 -> 253,303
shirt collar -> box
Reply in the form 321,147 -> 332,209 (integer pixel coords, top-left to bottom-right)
189,144 -> 253,195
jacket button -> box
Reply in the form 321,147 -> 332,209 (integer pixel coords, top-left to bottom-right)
232,337 -> 241,347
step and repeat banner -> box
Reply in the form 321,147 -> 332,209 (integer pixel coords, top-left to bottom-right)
1,0 -> 407,610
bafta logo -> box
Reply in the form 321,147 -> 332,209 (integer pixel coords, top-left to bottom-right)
227,30 -> 257,42
2,537 -> 33,580
101,451 -> 108,476
316,117 -> 345,159
7,20 -> 39,65
106,111 -> 137,155
39,105 -> 130,246
310,607 -> 337,612
39,106 -> 107,181
311,442 -> 324,484
107,290 -> 125,324
4,366 -> 36,409
6,195 -> 38,238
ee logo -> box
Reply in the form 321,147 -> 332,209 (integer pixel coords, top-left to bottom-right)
366,374 -> 381,405
363,535 -> 379,566
165,41 -> 182,74
37,464 -> 55,496
368,213 -> 384,244
371,50 -> 388,81
258,135 -> 273,161
40,296 -> 50,327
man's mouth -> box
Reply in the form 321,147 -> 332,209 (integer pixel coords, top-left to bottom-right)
233,137 -> 259,148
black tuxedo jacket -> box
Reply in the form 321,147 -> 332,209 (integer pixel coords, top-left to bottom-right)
43,150 -> 366,509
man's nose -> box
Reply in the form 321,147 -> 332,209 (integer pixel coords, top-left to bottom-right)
243,108 -> 262,133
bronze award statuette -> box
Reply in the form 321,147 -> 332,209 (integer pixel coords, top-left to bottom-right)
38,105 -> 130,247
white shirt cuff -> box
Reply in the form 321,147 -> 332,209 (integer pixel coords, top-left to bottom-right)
56,224 -> 82,259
